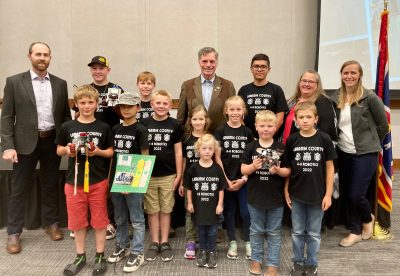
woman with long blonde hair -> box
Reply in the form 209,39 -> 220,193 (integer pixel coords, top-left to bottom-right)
331,60 -> 388,247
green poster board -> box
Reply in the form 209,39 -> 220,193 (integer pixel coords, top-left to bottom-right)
110,154 -> 155,193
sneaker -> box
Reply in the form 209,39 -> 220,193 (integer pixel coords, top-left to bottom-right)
290,263 -> 305,276
63,255 -> 86,276
107,244 -> 130,263
92,254 -> 107,275
245,241 -> 251,260
196,250 -> 208,267
184,241 -> 196,259
145,242 -> 160,261
227,240 -> 238,259
305,265 -> 318,275
207,251 -> 217,268
249,260 -> 262,275
69,231 -> 75,239
106,224 -> 116,240
123,254 -> 144,273
160,242 -> 174,261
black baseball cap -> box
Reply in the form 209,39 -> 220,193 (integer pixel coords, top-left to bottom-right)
88,56 -> 109,67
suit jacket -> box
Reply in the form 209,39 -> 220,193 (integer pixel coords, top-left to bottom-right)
1,70 -> 72,154
177,75 -> 236,134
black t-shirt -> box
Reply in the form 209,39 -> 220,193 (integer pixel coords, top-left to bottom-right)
56,120 -> 113,185
283,131 -> 337,204
238,82 -> 288,137
141,116 -> 182,176
184,162 -> 227,225
136,100 -> 153,122
241,140 -> 286,209
92,82 -> 123,128
214,123 -> 254,180
286,95 -> 338,143
110,122 -> 149,182
182,134 -> 200,170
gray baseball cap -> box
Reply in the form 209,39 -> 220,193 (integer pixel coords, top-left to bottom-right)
115,92 -> 141,106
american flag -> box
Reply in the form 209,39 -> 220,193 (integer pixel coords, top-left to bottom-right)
375,6 -> 392,212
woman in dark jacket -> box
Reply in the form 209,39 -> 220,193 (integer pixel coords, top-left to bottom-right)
331,60 -> 389,247
282,69 -> 337,144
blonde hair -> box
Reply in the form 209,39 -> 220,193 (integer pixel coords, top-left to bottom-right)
337,60 -> 364,109
137,71 -> 156,85
194,134 -> 221,155
255,110 -> 276,124
290,69 -> 325,103
224,95 -> 247,116
294,101 -> 318,117
74,84 -> 99,102
184,105 -> 210,137
151,89 -> 172,103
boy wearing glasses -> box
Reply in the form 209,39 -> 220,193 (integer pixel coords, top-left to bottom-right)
238,53 -> 288,138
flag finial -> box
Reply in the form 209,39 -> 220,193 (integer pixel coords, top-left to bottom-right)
384,0 -> 388,11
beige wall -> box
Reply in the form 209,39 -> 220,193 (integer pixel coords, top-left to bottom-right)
1,0 -> 398,159
0,0 -> 318,99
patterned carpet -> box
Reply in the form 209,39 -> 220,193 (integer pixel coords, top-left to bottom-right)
1,174 -> 399,275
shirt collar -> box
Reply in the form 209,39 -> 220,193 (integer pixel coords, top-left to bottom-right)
201,75 -> 215,84
30,69 -> 50,81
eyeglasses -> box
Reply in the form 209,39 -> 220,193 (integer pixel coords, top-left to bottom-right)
251,65 -> 269,71
300,79 -> 317,85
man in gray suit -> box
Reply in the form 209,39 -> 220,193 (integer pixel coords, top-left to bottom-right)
1,42 -> 72,254
177,47 -> 236,134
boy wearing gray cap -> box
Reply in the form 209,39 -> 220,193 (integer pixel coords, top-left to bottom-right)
107,92 -> 149,272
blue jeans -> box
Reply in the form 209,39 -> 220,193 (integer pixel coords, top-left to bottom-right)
112,192 -> 145,254
291,199 -> 323,266
224,185 -> 250,242
197,224 -> 218,252
248,204 -> 283,267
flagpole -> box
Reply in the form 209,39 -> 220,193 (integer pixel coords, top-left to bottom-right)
373,0 -> 386,232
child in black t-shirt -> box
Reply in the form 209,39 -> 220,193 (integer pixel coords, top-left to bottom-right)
87,55 -> 124,241
178,104 -> 209,260
106,92 -> 149,273
241,110 -> 287,276
214,96 -> 253,260
140,90 -> 183,262
56,85 -> 114,276
279,101 -> 336,276
185,134 -> 226,269
136,71 -> 156,122
238,54 -> 288,138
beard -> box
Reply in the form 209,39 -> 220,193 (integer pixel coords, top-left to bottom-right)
32,61 -> 50,72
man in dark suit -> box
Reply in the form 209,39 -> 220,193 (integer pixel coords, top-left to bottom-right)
1,42 -> 72,254
177,47 -> 236,134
